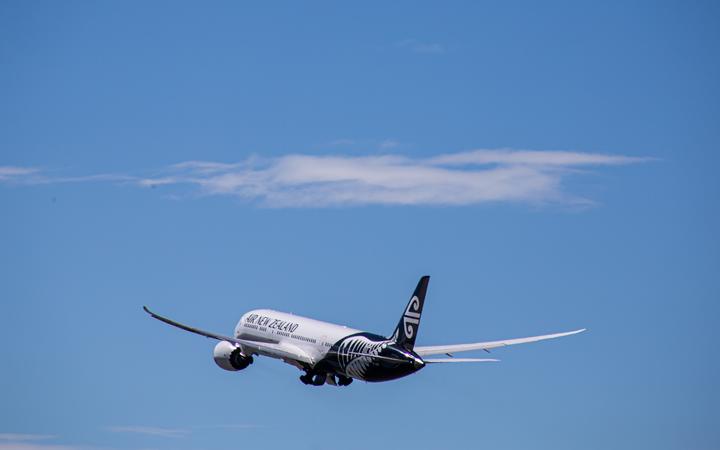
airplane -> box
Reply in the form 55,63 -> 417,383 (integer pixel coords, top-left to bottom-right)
143,276 -> 585,386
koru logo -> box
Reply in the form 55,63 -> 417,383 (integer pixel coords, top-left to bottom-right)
402,296 -> 421,339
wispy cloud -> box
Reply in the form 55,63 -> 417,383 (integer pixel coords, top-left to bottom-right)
103,424 -> 262,441
429,149 -> 650,166
0,444 -> 83,450
0,166 -> 134,186
0,166 -> 42,182
0,148 -> 650,207
105,426 -> 188,438
0,435 -> 88,450
0,434 -> 56,442
395,39 -> 446,54
132,149 -> 648,207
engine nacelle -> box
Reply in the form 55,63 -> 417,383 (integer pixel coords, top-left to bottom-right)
213,341 -> 254,371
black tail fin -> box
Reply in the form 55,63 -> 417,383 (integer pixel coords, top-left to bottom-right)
392,276 -> 430,350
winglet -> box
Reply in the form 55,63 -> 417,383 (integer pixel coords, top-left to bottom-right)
565,328 -> 587,336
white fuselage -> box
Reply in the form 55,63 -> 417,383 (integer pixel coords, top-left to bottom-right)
234,309 -> 363,367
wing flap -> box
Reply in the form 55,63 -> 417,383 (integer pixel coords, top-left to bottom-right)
414,328 -> 586,357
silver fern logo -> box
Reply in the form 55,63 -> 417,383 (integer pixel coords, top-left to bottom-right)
336,336 -> 389,380
402,295 -> 421,339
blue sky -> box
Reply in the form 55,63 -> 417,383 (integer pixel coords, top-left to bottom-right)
1,1 -> 718,449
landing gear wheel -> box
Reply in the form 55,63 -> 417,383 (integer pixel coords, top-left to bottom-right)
300,372 -> 326,386
311,373 -> 326,386
337,375 -> 353,386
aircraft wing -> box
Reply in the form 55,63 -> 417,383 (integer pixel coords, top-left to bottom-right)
142,306 -> 314,365
414,328 -> 586,357
143,306 -> 246,343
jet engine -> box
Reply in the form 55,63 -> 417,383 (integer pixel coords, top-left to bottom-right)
213,341 -> 254,371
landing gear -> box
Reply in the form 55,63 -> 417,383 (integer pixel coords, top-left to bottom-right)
311,374 -> 325,386
299,371 -> 352,387
299,372 -> 326,386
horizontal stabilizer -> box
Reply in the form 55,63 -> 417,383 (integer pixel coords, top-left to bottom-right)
424,358 -> 500,363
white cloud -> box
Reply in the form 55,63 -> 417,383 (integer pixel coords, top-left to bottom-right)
0,435 -> 91,450
105,426 -> 188,438
135,149 -> 647,207
0,166 -> 41,182
0,149 -> 649,207
169,161 -> 242,173
0,166 -> 134,185
429,149 -> 652,166
0,444 -> 82,450
0,434 -> 56,442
